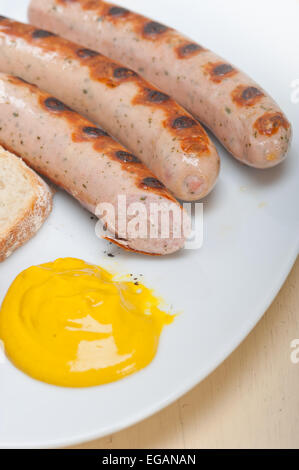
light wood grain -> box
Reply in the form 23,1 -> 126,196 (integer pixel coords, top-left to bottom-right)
70,257 -> 299,449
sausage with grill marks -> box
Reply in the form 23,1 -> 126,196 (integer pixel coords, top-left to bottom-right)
0,73 -> 189,255
0,16 -> 220,201
29,0 -> 292,168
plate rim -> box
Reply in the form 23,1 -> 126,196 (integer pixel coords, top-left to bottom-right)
1,0 -> 299,450
1,239 -> 298,449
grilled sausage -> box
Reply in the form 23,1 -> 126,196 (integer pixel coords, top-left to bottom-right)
29,0 -> 292,168
0,73 -> 189,255
0,16 -> 220,201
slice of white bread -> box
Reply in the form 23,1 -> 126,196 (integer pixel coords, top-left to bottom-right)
0,146 -> 52,261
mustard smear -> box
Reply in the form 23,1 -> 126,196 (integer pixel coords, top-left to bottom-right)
0,258 -> 173,387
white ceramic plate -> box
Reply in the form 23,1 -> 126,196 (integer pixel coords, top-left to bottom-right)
0,0 -> 298,449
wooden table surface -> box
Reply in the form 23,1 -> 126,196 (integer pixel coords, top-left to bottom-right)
71,257 -> 299,449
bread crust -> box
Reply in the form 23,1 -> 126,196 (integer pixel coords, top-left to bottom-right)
0,149 -> 52,262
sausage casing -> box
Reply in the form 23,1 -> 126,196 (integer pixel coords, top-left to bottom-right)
29,0 -> 292,168
0,73 -> 188,255
0,15 -> 220,201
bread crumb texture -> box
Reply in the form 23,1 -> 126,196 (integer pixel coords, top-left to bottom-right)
0,146 -> 52,261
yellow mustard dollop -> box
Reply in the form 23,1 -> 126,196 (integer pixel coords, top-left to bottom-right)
0,258 -> 173,387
